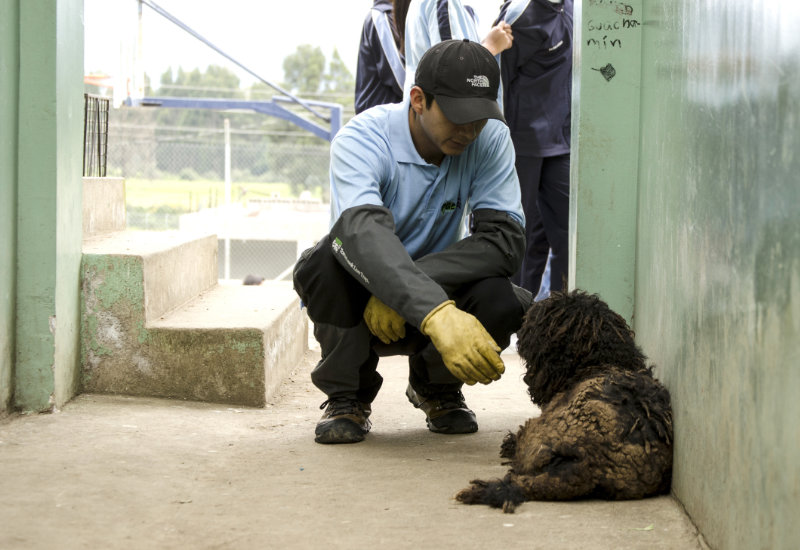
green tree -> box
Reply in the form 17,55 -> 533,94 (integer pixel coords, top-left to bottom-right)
324,48 -> 355,111
151,65 -> 245,178
282,45 -> 326,94
157,65 -> 242,98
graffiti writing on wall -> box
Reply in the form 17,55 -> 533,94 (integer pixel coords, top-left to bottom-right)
587,0 -> 633,16
585,0 -> 640,50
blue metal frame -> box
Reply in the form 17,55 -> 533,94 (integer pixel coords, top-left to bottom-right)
125,95 -> 343,142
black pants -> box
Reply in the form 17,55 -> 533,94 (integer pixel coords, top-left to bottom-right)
310,277 -> 526,403
512,154 -> 570,295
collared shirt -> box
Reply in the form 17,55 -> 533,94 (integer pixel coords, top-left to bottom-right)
329,99 -> 524,260
355,0 -> 405,114
402,0 -> 481,97
496,0 -> 573,157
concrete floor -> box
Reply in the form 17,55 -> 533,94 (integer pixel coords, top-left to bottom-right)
0,349 -> 706,549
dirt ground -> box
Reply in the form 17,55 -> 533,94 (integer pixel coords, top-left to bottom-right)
0,349 -> 706,549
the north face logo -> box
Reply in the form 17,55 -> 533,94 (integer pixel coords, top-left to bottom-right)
466,75 -> 490,88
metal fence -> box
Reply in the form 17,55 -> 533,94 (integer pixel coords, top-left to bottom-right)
83,94 -> 110,177
107,108 -> 331,282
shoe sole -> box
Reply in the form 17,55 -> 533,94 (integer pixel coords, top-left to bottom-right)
314,418 -> 368,444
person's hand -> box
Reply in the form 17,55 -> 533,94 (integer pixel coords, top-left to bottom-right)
420,301 -> 505,385
482,22 -> 513,56
363,295 -> 406,344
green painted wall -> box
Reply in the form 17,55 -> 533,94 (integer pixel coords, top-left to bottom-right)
570,0 -> 643,321
574,1 -> 799,548
51,0 -> 85,408
635,2 -> 800,548
1,0 -> 20,414
4,0 -> 84,412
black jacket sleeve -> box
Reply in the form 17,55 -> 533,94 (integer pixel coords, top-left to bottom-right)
329,204 -> 450,328
329,206 -> 525,327
414,209 -> 525,295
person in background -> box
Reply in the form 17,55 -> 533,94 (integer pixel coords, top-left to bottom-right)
355,0 -> 406,114
395,0 -> 514,97
293,40 -> 531,445
495,0 -> 573,297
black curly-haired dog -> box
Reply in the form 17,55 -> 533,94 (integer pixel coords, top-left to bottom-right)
456,289 -> 673,513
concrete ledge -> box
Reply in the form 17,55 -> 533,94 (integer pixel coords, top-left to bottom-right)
82,177 -> 126,237
83,230 -> 218,320
149,282 -> 308,405
81,275 -> 307,407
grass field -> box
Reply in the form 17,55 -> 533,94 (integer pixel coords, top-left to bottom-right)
125,178 -> 297,211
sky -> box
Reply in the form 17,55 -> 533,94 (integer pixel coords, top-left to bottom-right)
84,0 -> 506,101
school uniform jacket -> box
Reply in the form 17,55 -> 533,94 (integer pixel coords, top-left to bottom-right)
355,0 -> 406,113
496,0 -> 573,157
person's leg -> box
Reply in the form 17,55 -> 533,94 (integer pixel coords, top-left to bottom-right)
407,277 -> 527,433
311,322 -> 383,403
536,154 -> 570,292
311,322 -> 382,444
514,156 -> 550,293
312,320 -> 433,443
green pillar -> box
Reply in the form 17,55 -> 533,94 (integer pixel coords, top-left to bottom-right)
1,0 -> 21,413
13,0 -> 84,411
569,0 -> 643,322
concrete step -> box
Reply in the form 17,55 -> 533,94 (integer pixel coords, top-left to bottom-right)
147,282 -> 307,406
80,229 -> 308,407
82,229 -> 218,321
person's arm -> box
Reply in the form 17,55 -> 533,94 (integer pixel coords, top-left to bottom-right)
482,21 -> 513,55
329,203 -> 449,329
414,208 -> 524,294
356,10 -> 385,114
334,204 -> 505,386
417,116 -> 525,291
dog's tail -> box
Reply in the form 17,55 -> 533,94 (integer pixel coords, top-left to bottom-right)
455,476 -> 527,513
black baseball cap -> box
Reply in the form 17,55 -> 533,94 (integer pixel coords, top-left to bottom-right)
413,39 -> 505,125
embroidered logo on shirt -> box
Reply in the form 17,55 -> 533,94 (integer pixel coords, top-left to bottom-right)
440,198 -> 461,214
466,75 -> 490,88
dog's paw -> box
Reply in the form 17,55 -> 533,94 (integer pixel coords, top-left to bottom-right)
456,478 -> 525,513
455,479 -> 489,504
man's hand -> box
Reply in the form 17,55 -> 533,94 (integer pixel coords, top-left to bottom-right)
420,301 -> 505,385
363,295 -> 406,344
482,22 -> 513,56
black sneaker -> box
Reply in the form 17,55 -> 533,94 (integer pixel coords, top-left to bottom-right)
405,384 -> 478,434
314,397 -> 372,444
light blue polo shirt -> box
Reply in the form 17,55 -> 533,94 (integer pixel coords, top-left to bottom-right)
329,99 -> 524,260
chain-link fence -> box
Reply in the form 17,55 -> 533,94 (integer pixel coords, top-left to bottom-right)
107,107 -> 331,282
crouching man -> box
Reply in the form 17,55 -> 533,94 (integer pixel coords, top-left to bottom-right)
293,39 -> 531,444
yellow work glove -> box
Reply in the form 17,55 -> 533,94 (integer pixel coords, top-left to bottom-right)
420,300 -> 505,385
363,295 -> 407,344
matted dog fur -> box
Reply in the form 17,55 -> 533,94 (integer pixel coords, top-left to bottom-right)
456,289 -> 673,513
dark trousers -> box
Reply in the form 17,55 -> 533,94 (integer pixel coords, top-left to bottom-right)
310,277 -> 525,403
512,154 -> 570,295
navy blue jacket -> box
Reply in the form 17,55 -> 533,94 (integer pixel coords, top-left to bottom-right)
355,0 -> 405,114
496,0 -> 573,157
